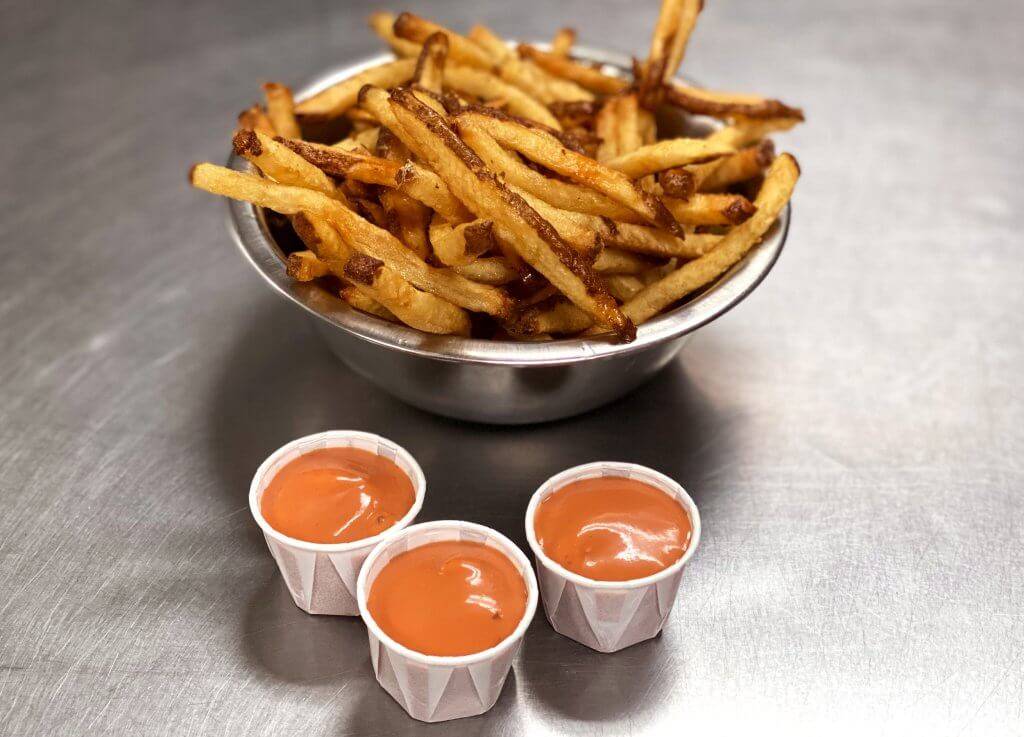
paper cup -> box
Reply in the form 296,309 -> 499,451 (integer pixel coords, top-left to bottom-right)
525,462 -> 701,653
249,431 -> 426,616
356,521 -> 538,722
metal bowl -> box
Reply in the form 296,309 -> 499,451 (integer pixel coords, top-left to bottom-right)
226,47 -> 790,424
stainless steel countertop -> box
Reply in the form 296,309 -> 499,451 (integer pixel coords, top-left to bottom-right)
1,1 -> 1021,735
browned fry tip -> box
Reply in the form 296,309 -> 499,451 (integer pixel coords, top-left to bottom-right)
343,253 -> 386,285
723,197 -> 758,224
232,129 -> 262,157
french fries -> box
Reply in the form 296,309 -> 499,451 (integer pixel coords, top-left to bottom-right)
192,2 -> 803,343
388,88 -> 635,340
622,154 -> 800,324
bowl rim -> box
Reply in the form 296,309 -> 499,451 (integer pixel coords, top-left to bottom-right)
226,45 -> 790,367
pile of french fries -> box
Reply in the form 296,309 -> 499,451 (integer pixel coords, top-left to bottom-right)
191,0 -> 803,342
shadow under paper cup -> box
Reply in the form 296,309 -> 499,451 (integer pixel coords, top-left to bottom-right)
525,462 -> 701,653
249,430 -> 426,616
356,521 -> 538,722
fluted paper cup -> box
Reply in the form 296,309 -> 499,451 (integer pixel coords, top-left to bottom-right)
249,431 -> 425,616
356,521 -> 538,722
525,462 -> 701,653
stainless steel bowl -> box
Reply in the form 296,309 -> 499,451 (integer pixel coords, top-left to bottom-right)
226,47 -> 790,424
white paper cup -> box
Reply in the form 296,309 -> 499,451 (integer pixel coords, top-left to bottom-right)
356,521 -> 538,722
525,462 -> 701,653
249,430 -> 426,616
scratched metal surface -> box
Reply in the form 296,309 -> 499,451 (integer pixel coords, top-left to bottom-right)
1,0 -> 1022,734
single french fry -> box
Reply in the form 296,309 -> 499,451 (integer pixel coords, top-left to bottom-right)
232,130 -> 341,198
466,24 -> 510,61
456,119 -> 638,221
664,0 -> 702,80
690,139 -> 775,191
452,257 -> 521,285
237,105 -> 276,136
517,45 -> 629,95
605,274 -> 645,302
594,247 -> 657,275
429,215 -> 496,266
262,83 -> 301,139
517,298 -> 595,335
393,12 -> 493,69
276,137 -> 400,186
551,27 -> 576,56
393,162 -> 472,222
663,193 -> 757,225
454,110 -> 685,237
286,250 -> 331,281
615,94 -> 648,155
368,11 -> 421,57
665,84 -> 804,121
189,164 -> 511,317
607,223 -> 721,259
295,58 -> 416,118
645,0 -> 684,82
444,65 -> 561,129
594,97 -> 621,162
622,153 -> 799,324
413,32 -> 448,93
706,116 -> 799,148
339,285 -> 398,322
388,88 -> 634,340
604,138 -> 734,178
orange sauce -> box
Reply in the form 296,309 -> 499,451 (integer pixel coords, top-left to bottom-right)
368,540 -> 527,656
534,476 -> 692,581
260,447 -> 415,544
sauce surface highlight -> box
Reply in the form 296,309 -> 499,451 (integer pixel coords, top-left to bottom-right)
260,446 -> 415,544
534,476 -> 692,581
368,540 -> 527,656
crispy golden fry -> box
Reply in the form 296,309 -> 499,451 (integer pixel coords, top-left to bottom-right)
429,215 -> 496,266
455,110 -> 685,237
511,187 -> 604,256
593,247 -> 656,275
451,257 -> 520,285
457,119 -> 638,220
594,97 -> 621,162
607,223 -> 721,259
622,153 -> 799,324
190,163 -> 511,317
604,138 -> 734,178
663,193 -> 757,225
262,83 -> 301,139
393,12 -> 493,69
368,11 -> 421,57
388,88 -> 634,340
517,298 -> 595,335
615,94 -> 648,155
517,45 -> 629,95
413,32 -> 448,93
707,116 -> 800,148
278,137 -> 400,186
664,0 -> 702,77
237,104 -> 276,136
665,84 -> 804,121
690,139 -> 775,191
605,274 -> 645,302
339,285 -> 398,321
291,214 -> 470,334
551,27 -> 576,56
467,24 -> 594,104
295,59 -> 416,118
232,130 -> 341,197
444,65 -> 561,129
645,0 -> 684,84
286,250 -> 331,281
379,189 -> 431,260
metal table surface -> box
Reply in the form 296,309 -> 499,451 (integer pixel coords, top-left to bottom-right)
1,1 -> 1021,735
